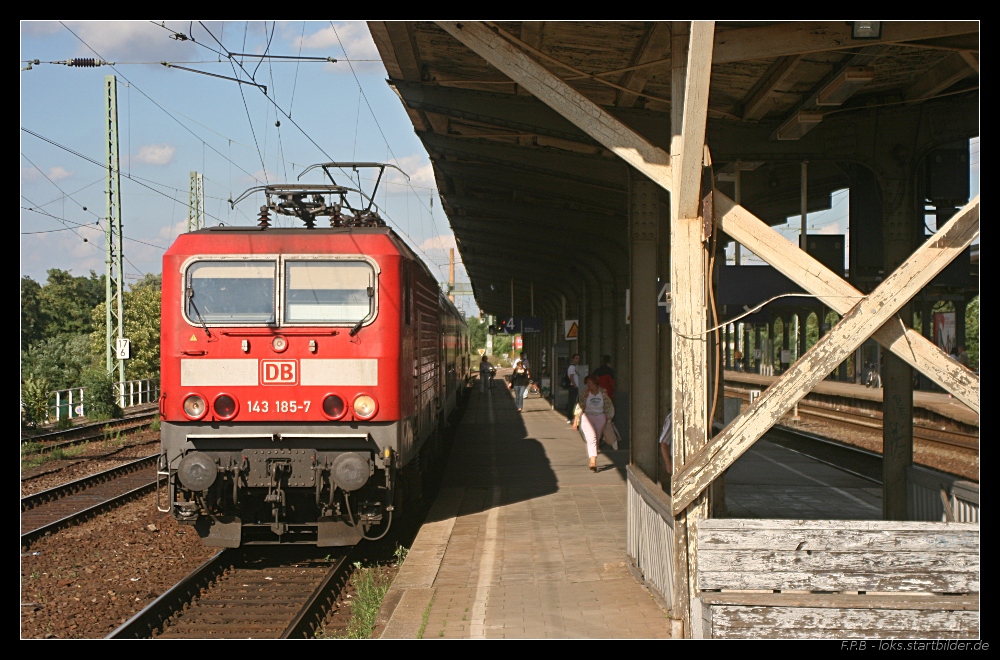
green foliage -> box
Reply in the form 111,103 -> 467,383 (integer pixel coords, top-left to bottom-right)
21,333 -> 94,391
467,316 -> 487,351
21,276 -> 43,351
82,370 -> 122,421
965,295 -> 979,371
90,275 -> 162,380
339,562 -> 392,639
150,416 -> 161,433
21,376 -> 50,428
36,269 -> 106,340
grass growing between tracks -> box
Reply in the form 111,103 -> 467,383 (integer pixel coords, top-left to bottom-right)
320,545 -> 408,639
21,441 -> 88,470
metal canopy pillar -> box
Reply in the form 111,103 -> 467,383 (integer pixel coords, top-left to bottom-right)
104,74 -> 125,385
629,171 -> 660,480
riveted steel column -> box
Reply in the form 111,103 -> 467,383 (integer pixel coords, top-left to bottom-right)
629,172 -> 660,479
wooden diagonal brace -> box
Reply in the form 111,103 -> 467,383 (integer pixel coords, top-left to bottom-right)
672,196 -> 979,514
716,193 -> 980,413
435,21 -> 672,191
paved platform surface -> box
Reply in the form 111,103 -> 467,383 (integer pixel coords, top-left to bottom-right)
377,385 -> 672,639
723,370 -> 978,427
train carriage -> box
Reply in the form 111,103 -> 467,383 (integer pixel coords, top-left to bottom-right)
158,166 -> 469,547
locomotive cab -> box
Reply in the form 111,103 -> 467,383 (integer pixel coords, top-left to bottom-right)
157,166 -> 469,547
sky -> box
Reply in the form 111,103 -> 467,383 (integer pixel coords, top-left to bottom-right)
20,21 -> 479,317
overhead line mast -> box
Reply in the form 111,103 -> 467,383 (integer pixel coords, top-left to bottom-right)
105,74 -> 126,386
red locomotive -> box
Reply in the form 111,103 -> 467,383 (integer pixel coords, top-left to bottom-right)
157,164 -> 470,547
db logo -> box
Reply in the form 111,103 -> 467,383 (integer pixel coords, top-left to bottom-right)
261,360 -> 297,385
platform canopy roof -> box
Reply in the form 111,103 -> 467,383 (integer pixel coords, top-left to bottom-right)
368,21 -> 979,316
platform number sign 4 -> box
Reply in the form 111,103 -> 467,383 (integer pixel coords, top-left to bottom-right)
115,338 -> 131,360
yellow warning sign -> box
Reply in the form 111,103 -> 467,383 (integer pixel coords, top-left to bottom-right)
564,320 -> 579,340
190,334 -> 198,342
478,348 -> 486,356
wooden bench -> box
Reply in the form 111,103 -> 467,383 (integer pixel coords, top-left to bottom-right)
694,520 -> 979,639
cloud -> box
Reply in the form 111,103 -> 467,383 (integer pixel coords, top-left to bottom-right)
387,154 -> 436,189
21,21 -> 62,37
291,22 -> 384,74
419,233 -> 458,252
21,165 -> 74,183
134,144 -> 176,166
61,21 -> 199,63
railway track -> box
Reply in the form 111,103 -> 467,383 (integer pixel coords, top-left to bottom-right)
109,547 -> 352,639
21,406 -> 158,456
724,387 -> 979,453
20,454 -> 158,548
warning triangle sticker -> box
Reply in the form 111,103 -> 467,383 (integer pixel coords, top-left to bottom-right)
566,322 -> 578,338
190,334 -> 198,341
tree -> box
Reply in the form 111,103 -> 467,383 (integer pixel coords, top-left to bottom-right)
37,269 -> 105,339
965,295 -> 979,371
90,275 -> 162,381
467,316 -> 487,351
21,333 -> 94,391
21,276 -> 43,350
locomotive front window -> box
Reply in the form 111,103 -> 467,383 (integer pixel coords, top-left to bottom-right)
284,261 -> 375,324
186,261 -> 276,324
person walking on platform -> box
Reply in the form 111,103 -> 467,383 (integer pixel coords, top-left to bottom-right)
572,375 -> 615,472
591,354 -> 616,402
658,410 -> 673,475
479,355 -> 494,394
564,353 -> 580,422
510,360 -> 529,411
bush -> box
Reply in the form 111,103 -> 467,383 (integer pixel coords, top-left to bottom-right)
21,376 -> 50,428
82,370 -> 122,421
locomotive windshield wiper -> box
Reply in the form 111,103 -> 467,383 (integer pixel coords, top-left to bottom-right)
349,284 -> 375,337
186,287 -> 213,339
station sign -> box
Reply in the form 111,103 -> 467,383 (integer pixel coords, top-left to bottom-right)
497,316 -> 543,334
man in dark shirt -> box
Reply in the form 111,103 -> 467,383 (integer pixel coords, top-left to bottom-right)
591,355 -> 615,402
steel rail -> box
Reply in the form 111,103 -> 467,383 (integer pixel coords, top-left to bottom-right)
22,454 -> 158,511
22,404 -> 158,444
21,414 -> 157,456
20,479 -> 157,548
107,549 -> 230,639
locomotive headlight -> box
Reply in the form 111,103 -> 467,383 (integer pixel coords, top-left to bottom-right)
213,394 -> 238,420
353,394 -> 377,419
271,336 -> 288,352
183,394 -> 207,420
322,394 -> 347,420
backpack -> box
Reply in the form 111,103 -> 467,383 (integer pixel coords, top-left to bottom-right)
560,370 -> 571,389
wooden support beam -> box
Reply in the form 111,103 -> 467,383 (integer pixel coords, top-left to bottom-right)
712,21 -> 978,64
716,193 -> 980,412
904,52 -> 977,101
435,21 -> 673,191
739,55 -> 802,120
672,197 -> 979,514
617,22 -> 672,108
670,20 -> 715,639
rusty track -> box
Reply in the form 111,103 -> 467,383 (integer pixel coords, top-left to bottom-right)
20,455 -> 158,547
109,547 -> 352,639
21,408 -> 158,456
724,388 -> 979,453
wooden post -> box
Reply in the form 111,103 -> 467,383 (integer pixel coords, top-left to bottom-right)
716,193 -> 979,412
670,20 -> 714,637
672,196 -> 979,513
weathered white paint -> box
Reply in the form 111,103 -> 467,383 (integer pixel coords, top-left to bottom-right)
299,359 -> 378,386
672,197 -> 979,513
181,359 -> 258,387
434,21 -> 673,191
716,193 -> 980,412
